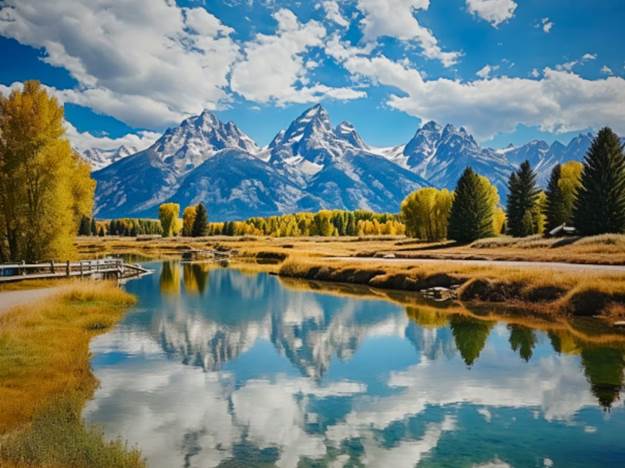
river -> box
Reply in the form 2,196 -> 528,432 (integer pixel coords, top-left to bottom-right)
84,261 -> 625,467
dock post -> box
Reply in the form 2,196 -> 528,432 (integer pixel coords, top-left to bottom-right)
50,260 -> 55,274
21,260 -> 25,276
66,260 -> 70,277
80,261 -> 83,277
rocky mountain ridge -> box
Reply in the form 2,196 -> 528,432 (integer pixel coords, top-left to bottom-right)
91,105 -> 604,220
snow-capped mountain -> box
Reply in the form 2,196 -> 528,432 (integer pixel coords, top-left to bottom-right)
93,111 -> 266,218
266,105 -> 430,212
392,121 -> 513,196
93,104 -> 607,220
94,105 -> 430,219
82,144 -> 139,170
499,133 -> 593,185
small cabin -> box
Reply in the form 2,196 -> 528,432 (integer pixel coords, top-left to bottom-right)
547,223 -> 577,238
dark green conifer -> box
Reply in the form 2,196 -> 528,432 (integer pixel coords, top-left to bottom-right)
78,216 -> 91,236
192,203 -> 208,237
506,160 -> 540,237
447,167 -> 494,243
545,164 -> 567,232
573,127 -> 625,235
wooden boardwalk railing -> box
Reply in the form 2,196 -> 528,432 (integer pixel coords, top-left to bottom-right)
0,258 -> 150,283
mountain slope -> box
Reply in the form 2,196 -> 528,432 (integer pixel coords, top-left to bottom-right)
93,111 -> 260,218
165,149 -> 308,220
93,104 -> 610,220
387,121 -> 513,196
82,144 -> 139,170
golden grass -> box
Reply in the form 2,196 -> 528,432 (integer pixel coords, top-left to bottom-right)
0,279 -> 73,292
279,274 -> 625,347
75,234 -> 625,318
0,281 -> 143,467
278,256 -> 625,320
77,233 -> 625,266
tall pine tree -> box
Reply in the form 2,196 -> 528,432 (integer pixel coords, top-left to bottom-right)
191,203 -> 208,237
448,167 -> 494,243
78,216 -> 91,236
545,164 -> 567,232
573,127 -> 625,235
545,162 -> 583,233
506,160 -> 540,237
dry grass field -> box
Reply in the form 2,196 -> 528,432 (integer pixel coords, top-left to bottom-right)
0,281 -> 143,467
74,234 -> 625,323
76,233 -> 625,265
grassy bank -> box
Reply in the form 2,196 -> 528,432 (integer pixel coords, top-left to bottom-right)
0,281 -> 143,467
278,276 -> 625,346
74,234 -> 625,320
77,233 -> 625,265
278,257 -> 625,321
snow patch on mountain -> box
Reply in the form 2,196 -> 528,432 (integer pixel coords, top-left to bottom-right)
82,144 -> 140,170
93,104 -> 610,219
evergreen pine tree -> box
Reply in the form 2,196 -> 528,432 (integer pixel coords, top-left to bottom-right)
506,160 -> 540,237
90,218 -> 97,236
98,226 -> 105,237
78,216 -> 91,236
573,127 -> 625,235
545,164 -> 567,232
448,167 -> 494,243
192,203 -> 208,237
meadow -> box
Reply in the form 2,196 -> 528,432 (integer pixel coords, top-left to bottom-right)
0,281 -> 144,467
75,234 -> 625,323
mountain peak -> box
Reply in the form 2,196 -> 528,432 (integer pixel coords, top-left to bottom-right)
335,121 -> 367,149
421,120 -> 441,132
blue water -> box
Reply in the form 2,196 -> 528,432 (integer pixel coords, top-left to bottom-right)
85,262 -> 625,467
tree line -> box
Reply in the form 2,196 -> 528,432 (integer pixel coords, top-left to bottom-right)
152,205 -> 404,238
400,127 -> 625,242
78,216 -> 162,237
97,127 -> 624,243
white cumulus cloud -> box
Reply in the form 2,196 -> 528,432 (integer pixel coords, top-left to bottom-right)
64,122 -> 159,155
322,1 -> 350,28
466,0 -> 518,27
355,0 -> 461,67
540,17 -> 554,33
231,9 -> 365,105
476,64 -> 499,79
337,53 -> 625,139
0,0 -> 240,128
601,65 -> 614,75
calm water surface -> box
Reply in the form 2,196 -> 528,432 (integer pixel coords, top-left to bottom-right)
85,261 -> 625,467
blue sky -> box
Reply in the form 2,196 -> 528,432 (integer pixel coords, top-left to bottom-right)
1,0 -> 624,153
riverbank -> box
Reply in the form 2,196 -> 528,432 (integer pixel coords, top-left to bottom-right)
76,233 -> 625,265
0,281 -> 143,467
74,235 -> 625,322
278,257 -> 625,321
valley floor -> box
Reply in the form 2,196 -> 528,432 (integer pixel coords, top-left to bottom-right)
76,234 -> 625,325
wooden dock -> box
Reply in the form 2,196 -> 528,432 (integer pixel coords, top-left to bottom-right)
0,258 -> 150,283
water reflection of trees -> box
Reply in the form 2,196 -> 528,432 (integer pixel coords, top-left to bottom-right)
580,347 -> 625,409
154,265 -> 625,409
159,261 -> 180,295
508,325 -> 537,362
406,306 -> 625,408
160,261 -> 211,296
449,315 -> 495,367
183,263 -> 210,295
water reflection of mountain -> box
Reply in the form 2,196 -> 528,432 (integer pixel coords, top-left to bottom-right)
86,264 -> 625,467
151,263 -> 414,375
146,263 -> 625,407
